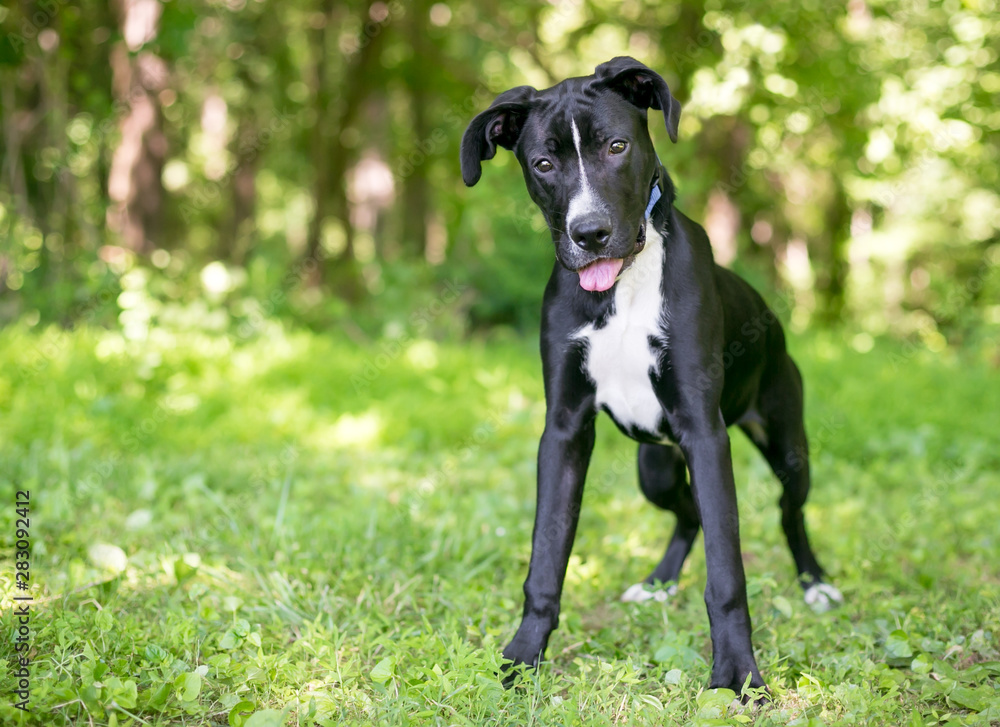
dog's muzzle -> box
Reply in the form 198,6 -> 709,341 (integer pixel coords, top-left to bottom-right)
574,170 -> 662,291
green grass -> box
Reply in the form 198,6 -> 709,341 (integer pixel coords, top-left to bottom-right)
1,322 -> 999,726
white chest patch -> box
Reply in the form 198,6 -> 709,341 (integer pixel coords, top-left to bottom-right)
574,226 -> 668,438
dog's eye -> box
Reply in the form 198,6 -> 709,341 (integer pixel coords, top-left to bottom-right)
534,159 -> 553,173
609,140 -> 628,155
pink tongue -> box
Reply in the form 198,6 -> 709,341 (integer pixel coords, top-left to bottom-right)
578,258 -> 624,292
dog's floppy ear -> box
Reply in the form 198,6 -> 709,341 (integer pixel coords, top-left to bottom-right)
460,85 -> 536,187
594,56 -> 682,143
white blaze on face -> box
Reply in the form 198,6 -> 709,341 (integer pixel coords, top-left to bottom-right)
566,117 -> 607,231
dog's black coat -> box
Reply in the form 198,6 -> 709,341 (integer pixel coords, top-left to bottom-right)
461,57 -> 836,695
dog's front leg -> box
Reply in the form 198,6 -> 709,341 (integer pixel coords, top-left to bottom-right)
680,422 -> 766,694
502,415 -> 596,680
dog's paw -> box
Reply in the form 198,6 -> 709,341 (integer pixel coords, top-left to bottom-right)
499,658 -> 532,689
709,667 -> 769,705
498,650 -> 534,688
500,632 -> 546,688
620,582 -> 677,603
804,582 -> 844,613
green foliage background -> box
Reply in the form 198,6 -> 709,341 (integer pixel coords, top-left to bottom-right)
0,0 -> 998,340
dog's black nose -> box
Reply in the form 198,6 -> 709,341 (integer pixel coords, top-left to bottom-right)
570,216 -> 612,251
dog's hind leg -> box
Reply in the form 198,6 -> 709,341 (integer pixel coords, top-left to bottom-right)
741,353 -> 843,612
622,442 -> 701,602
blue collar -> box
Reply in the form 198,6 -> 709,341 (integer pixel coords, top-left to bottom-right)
617,172 -> 661,278
645,163 -> 662,219
644,183 -> 661,220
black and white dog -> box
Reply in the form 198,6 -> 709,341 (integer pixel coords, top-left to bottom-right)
460,57 -> 841,695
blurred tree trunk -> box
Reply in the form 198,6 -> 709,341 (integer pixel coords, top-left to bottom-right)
223,115 -> 257,264
400,0 -> 430,258
668,1 -> 707,99
38,36 -> 71,287
305,1 -> 385,293
306,0 -> 338,278
0,69 -> 26,297
814,181 -> 851,323
700,116 -> 751,268
0,71 -> 30,222
107,0 -> 168,255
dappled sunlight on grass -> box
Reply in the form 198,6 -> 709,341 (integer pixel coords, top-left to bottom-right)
1,325 -> 998,725
320,411 -> 384,450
